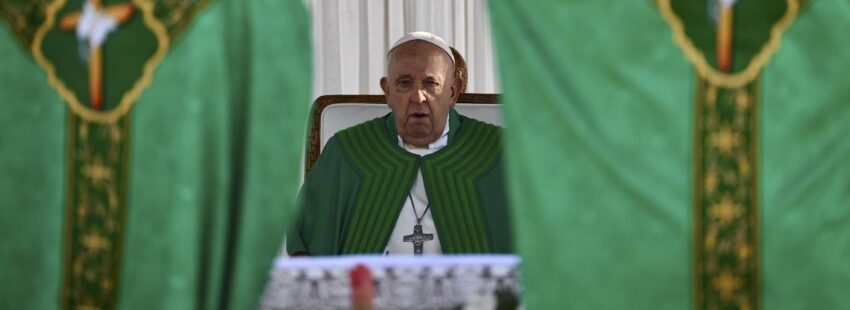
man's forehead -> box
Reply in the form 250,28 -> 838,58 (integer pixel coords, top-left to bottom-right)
387,42 -> 453,75
392,73 -> 442,81
389,66 -> 448,80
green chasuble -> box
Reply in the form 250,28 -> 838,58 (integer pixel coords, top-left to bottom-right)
488,0 -> 850,309
288,109 -> 513,255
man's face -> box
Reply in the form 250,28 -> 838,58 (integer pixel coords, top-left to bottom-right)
381,41 -> 459,148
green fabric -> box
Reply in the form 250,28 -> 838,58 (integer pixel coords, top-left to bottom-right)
420,114 -> 503,254
488,0 -> 695,309
760,1 -> 850,308
289,110 -> 512,255
0,22 -> 67,310
287,137 -> 361,255
0,0 -> 312,309
489,0 -> 850,308
336,117 -> 420,254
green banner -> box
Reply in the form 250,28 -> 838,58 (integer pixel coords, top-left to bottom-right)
488,0 -> 850,308
0,0 -> 312,308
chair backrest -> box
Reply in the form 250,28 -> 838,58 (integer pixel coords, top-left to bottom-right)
305,94 -> 501,175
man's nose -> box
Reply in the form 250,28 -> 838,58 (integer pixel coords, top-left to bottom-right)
410,88 -> 427,104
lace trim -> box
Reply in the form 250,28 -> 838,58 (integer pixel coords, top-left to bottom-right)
261,255 -> 521,309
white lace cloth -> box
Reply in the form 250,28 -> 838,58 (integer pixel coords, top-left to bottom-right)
260,255 -> 521,310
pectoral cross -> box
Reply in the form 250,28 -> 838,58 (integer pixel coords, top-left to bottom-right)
403,224 -> 433,255
59,0 -> 135,110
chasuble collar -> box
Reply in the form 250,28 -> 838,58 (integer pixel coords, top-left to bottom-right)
330,110 -> 505,254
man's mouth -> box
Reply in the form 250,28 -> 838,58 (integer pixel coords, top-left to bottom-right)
409,112 -> 429,119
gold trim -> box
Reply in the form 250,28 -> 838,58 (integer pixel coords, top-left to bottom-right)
657,0 -> 800,88
109,116 -> 132,308
692,75 -> 704,310
60,112 -> 74,310
31,0 -> 170,124
751,77 -> 761,310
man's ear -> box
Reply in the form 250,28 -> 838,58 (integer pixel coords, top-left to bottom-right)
450,77 -> 462,107
380,77 -> 391,108
380,77 -> 389,95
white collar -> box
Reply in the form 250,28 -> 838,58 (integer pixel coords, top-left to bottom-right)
397,114 -> 450,152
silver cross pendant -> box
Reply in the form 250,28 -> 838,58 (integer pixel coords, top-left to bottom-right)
402,224 -> 434,255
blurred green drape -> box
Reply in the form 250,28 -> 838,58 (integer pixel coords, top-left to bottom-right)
488,0 -> 850,309
0,0 -> 311,309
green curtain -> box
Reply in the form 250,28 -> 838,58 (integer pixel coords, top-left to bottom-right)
0,0 -> 311,309
488,0 -> 850,309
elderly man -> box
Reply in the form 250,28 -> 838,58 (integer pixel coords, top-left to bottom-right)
288,32 -> 511,256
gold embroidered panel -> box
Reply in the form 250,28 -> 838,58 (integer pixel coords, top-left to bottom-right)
693,78 -> 760,309
63,116 -> 131,309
